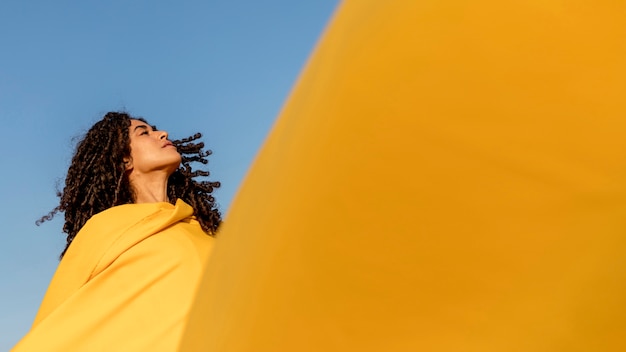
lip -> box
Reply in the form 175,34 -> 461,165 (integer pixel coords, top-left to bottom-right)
162,141 -> 175,148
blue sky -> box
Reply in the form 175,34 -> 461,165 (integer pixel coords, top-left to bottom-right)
0,0 -> 339,348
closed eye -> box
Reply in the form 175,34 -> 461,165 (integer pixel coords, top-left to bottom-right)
134,124 -> 152,136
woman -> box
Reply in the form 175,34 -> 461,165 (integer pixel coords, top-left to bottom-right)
13,112 -> 221,351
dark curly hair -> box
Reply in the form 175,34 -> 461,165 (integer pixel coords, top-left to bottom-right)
38,111 -> 221,258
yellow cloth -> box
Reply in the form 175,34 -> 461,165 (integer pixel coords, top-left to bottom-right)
181,0 -> 626,351
13,200 -> 213,351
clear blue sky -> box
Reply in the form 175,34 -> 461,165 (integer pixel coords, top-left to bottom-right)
0,0 -> 339,348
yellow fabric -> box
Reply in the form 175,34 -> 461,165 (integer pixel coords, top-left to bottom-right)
181,0 -> 626,351
13,200 -> 213,351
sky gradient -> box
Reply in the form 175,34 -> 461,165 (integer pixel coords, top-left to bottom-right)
0,1 -> 339,348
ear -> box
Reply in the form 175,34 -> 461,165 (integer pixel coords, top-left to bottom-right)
123,157 -> 133,171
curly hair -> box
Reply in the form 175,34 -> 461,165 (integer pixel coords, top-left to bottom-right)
38,111 -> 221,258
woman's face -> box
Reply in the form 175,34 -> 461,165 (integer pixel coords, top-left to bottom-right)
125,119 -> 181,176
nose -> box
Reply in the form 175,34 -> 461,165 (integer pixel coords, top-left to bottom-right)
159,130 -> 169,140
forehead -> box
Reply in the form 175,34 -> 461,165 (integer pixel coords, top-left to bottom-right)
129,119 -> 155,131
130,119 -> 149,127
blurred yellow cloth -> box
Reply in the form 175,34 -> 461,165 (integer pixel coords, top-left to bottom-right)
13,200 -> 213,351
181,0 -> 626,351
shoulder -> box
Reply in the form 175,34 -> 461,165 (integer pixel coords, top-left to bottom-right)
63,200 -> 199,280
70,201 -> 191,256
86,202 -> 173,232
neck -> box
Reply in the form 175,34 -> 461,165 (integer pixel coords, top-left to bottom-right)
130,173 -> 170,203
